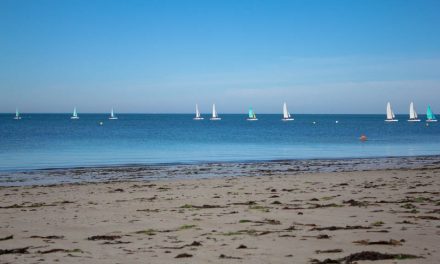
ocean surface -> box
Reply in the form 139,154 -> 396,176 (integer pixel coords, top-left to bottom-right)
0,114 -> 439,171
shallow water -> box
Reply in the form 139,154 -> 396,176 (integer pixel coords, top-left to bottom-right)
0,114 -> 439,171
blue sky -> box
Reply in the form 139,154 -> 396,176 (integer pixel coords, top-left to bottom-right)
1,0 -> 440,114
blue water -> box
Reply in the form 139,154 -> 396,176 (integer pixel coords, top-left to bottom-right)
0,114 -> 439,171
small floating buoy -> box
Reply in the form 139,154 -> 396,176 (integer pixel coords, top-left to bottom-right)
99,121 -> 103,126
359,134 -> 367,142
335,120 -> 339,124
312,121 -> 316,124
426,123 -> 429,127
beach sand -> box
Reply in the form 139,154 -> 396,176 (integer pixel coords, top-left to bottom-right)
1,167 -> 439,263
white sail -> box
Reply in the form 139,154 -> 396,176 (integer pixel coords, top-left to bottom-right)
386,102 -> 393,120
210,104 -> 221,120
196,104 -> 200,118
283,102 -> 290,119
212,104 -> 217,118
71,107 -> 79,119
109,108 -> 118,119
408,102 -> 420,121
282,102 -> 293,121
194,104 -> 203,120
385,102 -> 398,122
409,102 -> 416,119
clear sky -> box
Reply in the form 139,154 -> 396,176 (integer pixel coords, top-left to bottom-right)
1,0 -> 440,114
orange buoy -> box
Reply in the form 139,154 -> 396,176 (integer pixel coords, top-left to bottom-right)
360,134 -> 367,142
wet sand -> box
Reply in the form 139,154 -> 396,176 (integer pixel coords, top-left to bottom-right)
1,164 -> 439,263
2,155 -> 440,186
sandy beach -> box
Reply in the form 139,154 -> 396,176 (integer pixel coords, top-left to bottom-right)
1,163 -> 439,263
3,0 -> 440,263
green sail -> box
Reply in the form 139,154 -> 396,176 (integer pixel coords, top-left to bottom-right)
427,106 -> 436,120
248,108 -> 254,118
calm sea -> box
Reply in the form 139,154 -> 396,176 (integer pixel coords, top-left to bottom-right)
0,114 -> 439,171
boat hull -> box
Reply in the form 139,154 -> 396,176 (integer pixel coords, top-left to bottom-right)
71,117 -> 79,120
13,117 -> 21,120
426,119 -> 438,122
282,118 -> 294,121
247,118 -> 258,121
385,119 -> 398,122
193,117 -> 204,120
109,117 -> 118,120
408,119 -> 421,122
210,118 -> 221,120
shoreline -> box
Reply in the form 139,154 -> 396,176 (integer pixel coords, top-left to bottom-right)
6,154 -> 440,172
1,155 -> 440,187
1,167 -> 439,263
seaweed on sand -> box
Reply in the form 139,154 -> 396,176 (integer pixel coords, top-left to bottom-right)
310,251 -> 421,264
0,247 -> 29,255
310,225 -> 371,231
219,254 -> 242,259
37,248 -> 83,254
87,235 -> 121,241
0,235 -> 13,241
175,253 -> 192,258
353,239 -> 403,246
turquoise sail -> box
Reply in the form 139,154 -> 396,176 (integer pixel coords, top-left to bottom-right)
248,108 -> 254,118
427,106 -> 436,120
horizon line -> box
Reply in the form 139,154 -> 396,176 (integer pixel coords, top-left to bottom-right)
0,112 -> 423,115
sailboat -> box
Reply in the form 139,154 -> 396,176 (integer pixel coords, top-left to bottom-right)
193,104 -> 204,120
210,104 -> 221,120
247,107 -> 258,121
13,108 -> 21,120
385,102 -> 398,122
109,108 -> 118,120
408,102 -> 420,122
282,102 -> 294,121
71,107 -> 79,119
426,105 -> 437,122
